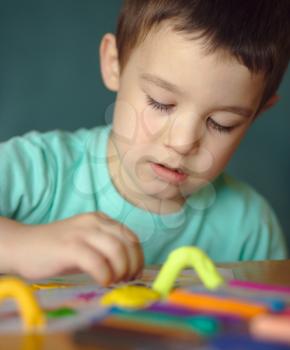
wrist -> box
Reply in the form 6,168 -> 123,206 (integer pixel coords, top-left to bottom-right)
0,218 -> 30,274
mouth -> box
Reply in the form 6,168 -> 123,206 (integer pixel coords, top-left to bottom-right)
150,162 -> 188,184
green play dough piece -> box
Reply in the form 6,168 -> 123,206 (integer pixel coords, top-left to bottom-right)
46,307 -> 77,318
112,309 -> 219,335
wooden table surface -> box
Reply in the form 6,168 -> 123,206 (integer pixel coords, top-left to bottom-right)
1,259 -> 290,350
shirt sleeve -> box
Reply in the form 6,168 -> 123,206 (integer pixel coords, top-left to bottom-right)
241,196 -> 288,260
0,132 -> 54,223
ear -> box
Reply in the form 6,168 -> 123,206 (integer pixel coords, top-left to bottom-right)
99,33 -> 120,92
260,94 -> 280,113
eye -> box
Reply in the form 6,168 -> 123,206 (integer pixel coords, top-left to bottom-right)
207,117 -> 235,134
146,95 -> 175,114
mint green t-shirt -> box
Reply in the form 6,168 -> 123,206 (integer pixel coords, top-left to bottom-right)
0,125 -> 287,263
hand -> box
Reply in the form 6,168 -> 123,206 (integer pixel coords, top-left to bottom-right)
4,212 -> 144,286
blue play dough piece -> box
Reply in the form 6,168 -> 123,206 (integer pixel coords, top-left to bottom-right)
268,299 -> 287,312
209,334 -> 290,350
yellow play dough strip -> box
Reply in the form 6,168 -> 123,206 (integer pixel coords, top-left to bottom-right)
152,246 -> 224,297
0,277 -> 45,332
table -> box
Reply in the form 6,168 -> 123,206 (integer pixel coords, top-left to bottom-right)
1,259 -> 290,350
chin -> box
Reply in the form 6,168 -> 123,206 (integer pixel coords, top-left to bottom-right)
141,182 -> 185,201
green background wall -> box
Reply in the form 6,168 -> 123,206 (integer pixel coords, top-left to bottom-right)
0,1 -> 289,254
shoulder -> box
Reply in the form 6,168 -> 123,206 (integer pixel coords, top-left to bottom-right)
188,173 -> 267,217
0,124 -> 110,161
201,173 -> 287,260
212,173 -> 272,215
212,173 -> 280,232
0,125 -> 111,221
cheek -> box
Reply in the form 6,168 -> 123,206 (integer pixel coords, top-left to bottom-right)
205,136 -> 243,175
112,100 -> 139,143
194,137 -> 235,179
141,105 -> 171,141
112,102 -> 162,146
115,140 -> 148,172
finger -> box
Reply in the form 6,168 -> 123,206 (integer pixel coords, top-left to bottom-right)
95,220 -> 144,280
97,212 -> 140,245
105,226 -> 144,280
65,240 -> 114,286
84,231 -> 130,283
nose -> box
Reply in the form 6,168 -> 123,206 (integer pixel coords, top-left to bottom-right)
164,116 -> 204,155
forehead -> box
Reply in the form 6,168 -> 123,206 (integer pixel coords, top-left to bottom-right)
124,23 -> 266,107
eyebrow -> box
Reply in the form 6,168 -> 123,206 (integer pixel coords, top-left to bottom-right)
140,73 -> 254,118
140,73 -> 183,95
215,106 -> 254,118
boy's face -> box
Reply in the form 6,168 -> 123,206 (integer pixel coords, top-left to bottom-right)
105,24 -> 266,213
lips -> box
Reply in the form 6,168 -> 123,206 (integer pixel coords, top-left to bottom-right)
150,162 -> 188,184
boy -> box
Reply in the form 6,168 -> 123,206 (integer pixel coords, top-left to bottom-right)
0,0 -> 289,286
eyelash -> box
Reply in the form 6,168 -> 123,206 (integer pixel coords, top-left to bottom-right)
146,95 -> 235,134
207,118 -> 234,134
146,95 -> 174,113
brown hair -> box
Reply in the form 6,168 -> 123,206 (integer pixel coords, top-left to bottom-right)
116,0 -> 290,108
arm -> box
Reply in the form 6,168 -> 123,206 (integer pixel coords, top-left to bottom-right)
0,213 -> 144,286
0,132 -> 143,284
0,217 -> 25,274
